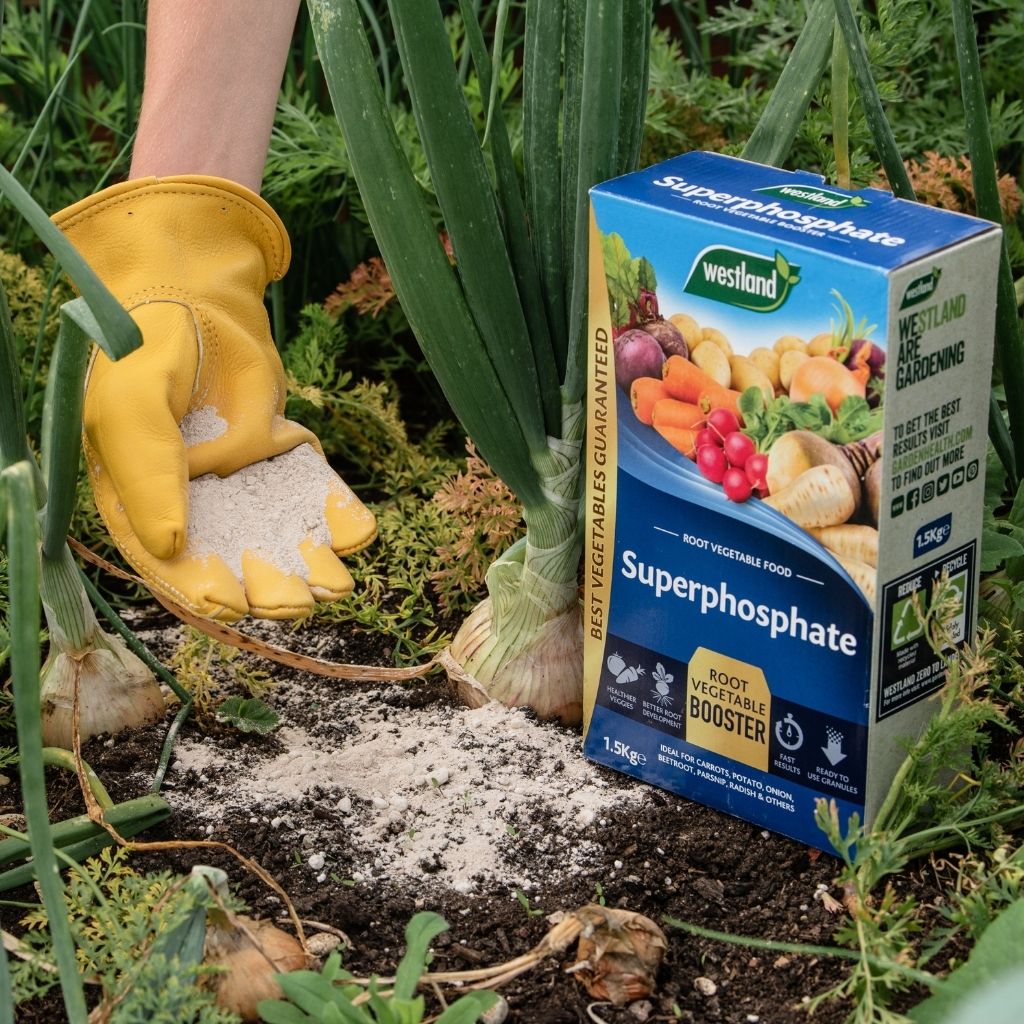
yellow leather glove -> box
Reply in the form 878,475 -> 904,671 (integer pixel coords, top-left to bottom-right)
53,175 -> 377,621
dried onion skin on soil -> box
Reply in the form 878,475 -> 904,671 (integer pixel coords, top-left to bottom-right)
569,905 -> 668,1006
206,913 -> 307,1022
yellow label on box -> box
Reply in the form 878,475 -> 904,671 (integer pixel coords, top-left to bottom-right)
583,206 -> 619,734
686,648 -> 771,772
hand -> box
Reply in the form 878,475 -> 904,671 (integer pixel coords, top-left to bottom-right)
54,175 -> 377,621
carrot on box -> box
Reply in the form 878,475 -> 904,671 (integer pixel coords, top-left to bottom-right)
630,376 -> 669,425
651,397 -> 705,432
653,423 -> 699,459
661,355 -> 722,404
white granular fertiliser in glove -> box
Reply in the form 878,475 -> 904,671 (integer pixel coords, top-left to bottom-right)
179,408 -> 346,579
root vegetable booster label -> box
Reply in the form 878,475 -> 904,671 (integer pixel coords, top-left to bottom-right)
582,152 -> 1001,851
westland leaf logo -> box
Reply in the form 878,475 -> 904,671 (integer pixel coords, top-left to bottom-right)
900,266 -> 942,309
754,183 -> 870,210
684,246 -> 801,312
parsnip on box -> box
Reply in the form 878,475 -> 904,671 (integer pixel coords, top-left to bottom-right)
583,151 -> 1001,850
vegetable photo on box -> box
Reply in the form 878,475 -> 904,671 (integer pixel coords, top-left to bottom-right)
605,230 -> 885,590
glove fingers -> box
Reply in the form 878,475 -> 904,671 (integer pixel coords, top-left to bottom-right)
325,484 -> 378,556
87,455 -> 249,620
84,303 -> 199,560
300,539 -> 355,601
185,329 -> 316,477
240,552 -> 316,620
185,414 -> 318,480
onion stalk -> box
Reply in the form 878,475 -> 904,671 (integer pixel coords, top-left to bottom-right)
1,251 -> 163,753
33,302 -> 165,748
1,460 -> 88,1021
308,0 -> 891,722
309,0 -> 651,724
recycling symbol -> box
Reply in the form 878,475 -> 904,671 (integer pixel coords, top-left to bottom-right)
891,594 -> 925,647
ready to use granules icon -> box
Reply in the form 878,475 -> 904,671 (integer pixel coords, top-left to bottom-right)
582,151 -> 1002,850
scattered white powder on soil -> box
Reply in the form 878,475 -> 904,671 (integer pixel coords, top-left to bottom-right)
178,408 -> 345,579
168,678 -> 646,895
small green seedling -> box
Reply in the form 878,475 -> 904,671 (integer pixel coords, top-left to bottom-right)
514,890 -> 544,918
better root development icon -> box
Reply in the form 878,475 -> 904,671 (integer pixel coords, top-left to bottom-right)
650,663 -> 674,706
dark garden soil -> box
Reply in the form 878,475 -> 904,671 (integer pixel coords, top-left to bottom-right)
5,604 -> 952,1024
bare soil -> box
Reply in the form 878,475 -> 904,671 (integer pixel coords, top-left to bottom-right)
4,605 -> 947,1023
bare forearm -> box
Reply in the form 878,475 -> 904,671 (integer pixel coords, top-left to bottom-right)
130,0 -> 302,192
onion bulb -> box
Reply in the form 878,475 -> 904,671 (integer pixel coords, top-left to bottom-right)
447,597 -> 583,726
39,549 -> 165,748
206,912 -> 307,1022
788,356 -> 865,413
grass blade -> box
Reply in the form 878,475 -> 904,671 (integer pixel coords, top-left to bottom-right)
0,935 -> 12,1024
40,302 -> 91,558
560,0 -> 585,323
307,0 -> 545,509
457,0 -> 561,434
356,0 -> 393,107
3,461 -> 88,1021
386,0 -> 548,454
0,278 -> 33,471
831,0 -> 914,199
564,0 -> 624,404
0,164 -> 140,360
742,0 -> 833,167
990,396 -> 1017,490
523,0 -> 567,368
616,0 -> 653,177
480,0 -> 510,147
952,0 -> 1024,486
831,18 -> 851,189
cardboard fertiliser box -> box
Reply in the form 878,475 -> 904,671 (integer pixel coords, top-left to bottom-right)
582,151 -> 1002,849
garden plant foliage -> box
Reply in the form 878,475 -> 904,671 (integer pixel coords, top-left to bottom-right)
1,1 -> 1024,1022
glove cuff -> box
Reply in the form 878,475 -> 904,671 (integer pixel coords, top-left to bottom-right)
52,175 -> 291,285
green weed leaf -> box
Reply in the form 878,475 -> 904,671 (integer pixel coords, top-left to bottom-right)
981,527 -> 1024,572
434,992 -> 501,1023
215,697 -> 279,735
257,1000 -> 315,1023
911,901 -> 1024,1023
394,912 -> 448,1001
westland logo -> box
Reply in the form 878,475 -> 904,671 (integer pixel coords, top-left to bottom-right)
684,246 -> 801,312
900,267 -> 942,309
754,183 -> 869,210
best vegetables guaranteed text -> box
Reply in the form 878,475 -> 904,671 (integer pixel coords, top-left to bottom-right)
619,549 -> 858,656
